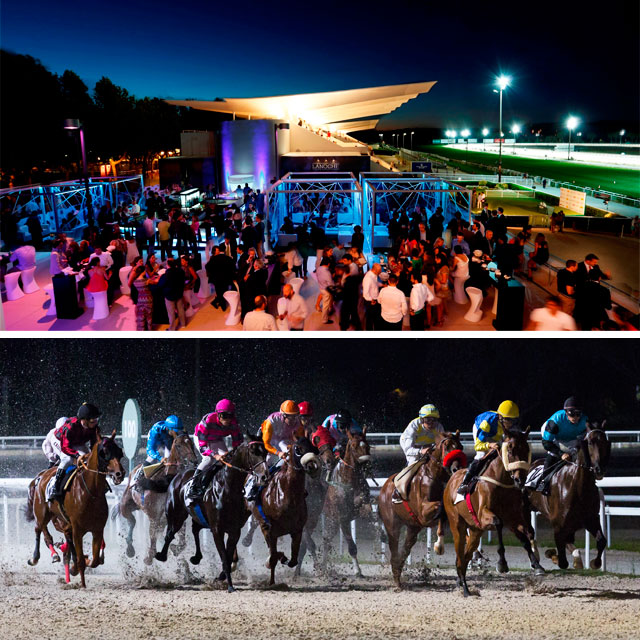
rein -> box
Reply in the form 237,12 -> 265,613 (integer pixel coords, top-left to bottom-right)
219,444 -> 267,477
501,441 -> 531,472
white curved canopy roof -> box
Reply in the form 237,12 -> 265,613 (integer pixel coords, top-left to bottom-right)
165,81 -> 436,128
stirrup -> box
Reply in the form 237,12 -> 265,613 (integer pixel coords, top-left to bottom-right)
391,489 -> 403,504
457,483 -> 469,496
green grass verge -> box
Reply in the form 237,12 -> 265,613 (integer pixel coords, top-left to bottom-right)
419,145 -> 640,199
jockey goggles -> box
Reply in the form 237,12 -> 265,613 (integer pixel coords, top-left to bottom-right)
566,409 -> 582,418
218,412 -> 234,420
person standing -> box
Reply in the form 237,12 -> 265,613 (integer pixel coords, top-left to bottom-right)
378,273 -> 407,331
362,262 -> 382,330
279,283 -> 307,331
157,258 -> 186,330
556,259 -> 578,315
527,295 -> 576,331
157,215 -> 172,261
409,271 -> 432,330
243,295 -> 277,331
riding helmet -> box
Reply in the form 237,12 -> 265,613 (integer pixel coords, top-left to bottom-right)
77,403 -> 101,420
280,400 -> 299,415
419,404 -> 440,419
215,398 -> 236,414
497,400 -> 519,419
335,409 -> 352,426
298,401 -> 313,416
164,415 -> 183,431
563,397 -> 582,411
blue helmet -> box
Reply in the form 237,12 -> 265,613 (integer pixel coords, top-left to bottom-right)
164,415 -> 183,432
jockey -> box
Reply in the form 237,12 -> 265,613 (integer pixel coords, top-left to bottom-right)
393,404 -> 445,503
310,424 -> 337,451
42,417 -> 68,468
399,404 -> 445,465
144,415 -> 185,465
457,400 -> 520,495
245,400 -> 303,502
537,396 -> 589,495
298,401 -> 314,439
322,409 -> 362,456
49,403 -> 101,503
188,399 -> 243,501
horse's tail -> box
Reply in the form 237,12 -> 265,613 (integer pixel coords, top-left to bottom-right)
24,479 -> 36,522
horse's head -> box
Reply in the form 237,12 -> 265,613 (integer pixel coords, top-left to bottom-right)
584,421 -> 610,480
344,429 -> 372,467
435,430 -> 467,475
501,426 -> 531,489
169,432 -> 199,468
317,442 -> 338,475
98,430 -> 125,485
236,440 -> 269,485
292,437 -> 321,479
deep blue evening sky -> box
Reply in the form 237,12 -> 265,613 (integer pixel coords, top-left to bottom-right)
2,0 -> 638,130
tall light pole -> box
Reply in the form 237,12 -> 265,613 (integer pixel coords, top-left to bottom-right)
495,75 -> 510,181
64,118 -> 93,226
461,129 -> 470,162
410,131 -> 414,150
512,123 -> 521,153
619,129 -> 625,144
566,116 -> 579,160
402,132 -> 406,149
379,132 -> 383,147
482,128 -> 489,151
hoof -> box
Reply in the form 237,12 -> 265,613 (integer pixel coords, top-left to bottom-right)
558,560 -> 569,570
573,557 -> 584,570
143,556 -> 153,566
534,566 -> 546,576
154,552 -> 167,563
544,548 -> 556,560
496,561 -> 509,574
590,558 -> 601,570
190,555 -> 202,565
280,555 -> 288,565
394,586 -> 403,593
227,585 -> 236,593
126,546 -> 135,558
27,558 -> 38,567
217,571 -> 226,581
434,543 -> 445,556
231,561 -> 238,573
287,559 -> 298,568
241,535 -> 252,548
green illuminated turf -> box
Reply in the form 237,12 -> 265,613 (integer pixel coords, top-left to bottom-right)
420,145 -> 640,199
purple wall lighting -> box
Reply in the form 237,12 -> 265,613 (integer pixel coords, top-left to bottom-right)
220,120 -> 277,193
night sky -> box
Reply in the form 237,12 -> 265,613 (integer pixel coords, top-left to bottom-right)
1,0 -> 638,128
0,338 -> 637,438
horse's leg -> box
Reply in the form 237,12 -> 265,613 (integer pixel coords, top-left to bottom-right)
340,518 -> 362,578
495,520 -> 508,573
287,530 -> 303,568
172,523 -> 187,557
211,530 -> 234,592
267,533 -> 279,586
119,497 -> 137,559
27,526 -> 42,566
73,529 -> 87,587
222,530 -> 242,592
190,521 -> 204,565
386,516 -> 405,590
452,516 -> 472,597
89,531 -> 104,568
145,515 -> 160,566
39,510 -> 60,564
585,515 -> 607,570
434,514 -> 446,556
512,522 -> 546,575
241,515 -> 258,547
552,527 -> 569,570
155,504 -> 188,562
321,515 -> 340,574
295,528 -> 310,577
400,525 -> 421,575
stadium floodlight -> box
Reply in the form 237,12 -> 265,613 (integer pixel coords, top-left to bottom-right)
411,131 -> 414,150
482,128 -> 489,137
461,129 -> 470,138
512,124 -> 521,134
619,129 -> 625,144
495,74 -> 511,180
496,75 -> 511,91
566,116 -> 579,159
451,130 -> 457,139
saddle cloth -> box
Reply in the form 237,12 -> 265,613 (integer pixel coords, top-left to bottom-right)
525,465 -> 544,489
45,467 -> 77,501
183,476 -> 221,508
143,461 -> 163,478
393,459 -> 426,499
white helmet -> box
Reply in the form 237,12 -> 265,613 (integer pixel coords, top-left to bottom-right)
419,404 -> 440,419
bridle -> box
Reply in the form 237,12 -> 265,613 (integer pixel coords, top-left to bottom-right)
219,441 -> 268,477
501,440 -> 531,472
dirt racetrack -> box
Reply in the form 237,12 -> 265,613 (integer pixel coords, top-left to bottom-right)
2,564 -> 639,640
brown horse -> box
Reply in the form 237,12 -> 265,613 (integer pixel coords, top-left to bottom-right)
443,427 -> 545,597
378,430 -> 466,590
321,429 -> 385,577
251,437 -> 321,586
525,423 -> 610,570
294,440 -> 339,576
155,440 -> 269,592
114,432 -> 199,564
25,431 -> 125,587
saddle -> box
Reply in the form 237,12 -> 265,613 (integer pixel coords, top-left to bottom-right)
393,459 -> 426,500
45,466 -> 77,501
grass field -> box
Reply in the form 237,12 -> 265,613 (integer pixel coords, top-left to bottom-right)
419,145 -> 640,199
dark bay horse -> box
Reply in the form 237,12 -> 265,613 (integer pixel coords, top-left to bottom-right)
378,430 -> 465,590
294,439 -> 339,576
114,432 -> 199,564
155,440 -> 268,592
321,429 -> 385,577
26,431 -> 125,587
443,427 -> 545,597
525,423 -> 610,570
251,437 -> 321,586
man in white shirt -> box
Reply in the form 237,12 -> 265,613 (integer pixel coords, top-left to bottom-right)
279,283 -> 308,331
130,198 -> 141,216
527,296 -> 577,331
89,247 -> 114,269
315,257 -> 335,324
10,244 -> 36,271
377,273 -> 407,331
243,295 -> 277,331
409,271 -> 433,331
362,263 -> 382,331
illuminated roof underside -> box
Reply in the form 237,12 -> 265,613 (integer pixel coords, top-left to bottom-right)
165,81 -> 436,132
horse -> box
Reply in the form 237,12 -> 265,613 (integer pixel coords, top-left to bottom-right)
321,429 -> 385,577
113,431 -> 199,564
525,423 -> 610,570
443,427 -> 545,597
378,430 -> 466,590
294,438 -> 339,576
250,437 -> 321,586
155,440 -> 269,592
25,430 -> 125,587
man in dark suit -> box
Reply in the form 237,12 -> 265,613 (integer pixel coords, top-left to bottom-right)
206,244 -> 236,310
576,253 -> 611,287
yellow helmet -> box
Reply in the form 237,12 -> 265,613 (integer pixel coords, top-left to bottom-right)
280,400 -> 299,415
419,404 -> 440,419
497,400 -> 519,419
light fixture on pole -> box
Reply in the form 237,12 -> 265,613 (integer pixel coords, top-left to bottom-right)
482,128 -> 489,151
411,131 -> 414,150
619,129 -> 625,144
379,132 -> 383,147
512,123 -> 521,152
461,129 -> 470,161
402,132 -> 406,148
566,116 -> 579,160
495,75 -> 510,181
63,118 -> 93,226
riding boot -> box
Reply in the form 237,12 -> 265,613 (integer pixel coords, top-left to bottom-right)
457,457 -> 483,495
391,488 -> 404,504
50,469 -> 66,502
538,456 -> 558,496
188,469 -> 207,500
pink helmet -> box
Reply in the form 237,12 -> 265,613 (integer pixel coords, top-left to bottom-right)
215,398 -> 236,414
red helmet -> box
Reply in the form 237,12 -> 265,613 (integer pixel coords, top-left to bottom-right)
298,401 -> 313,416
